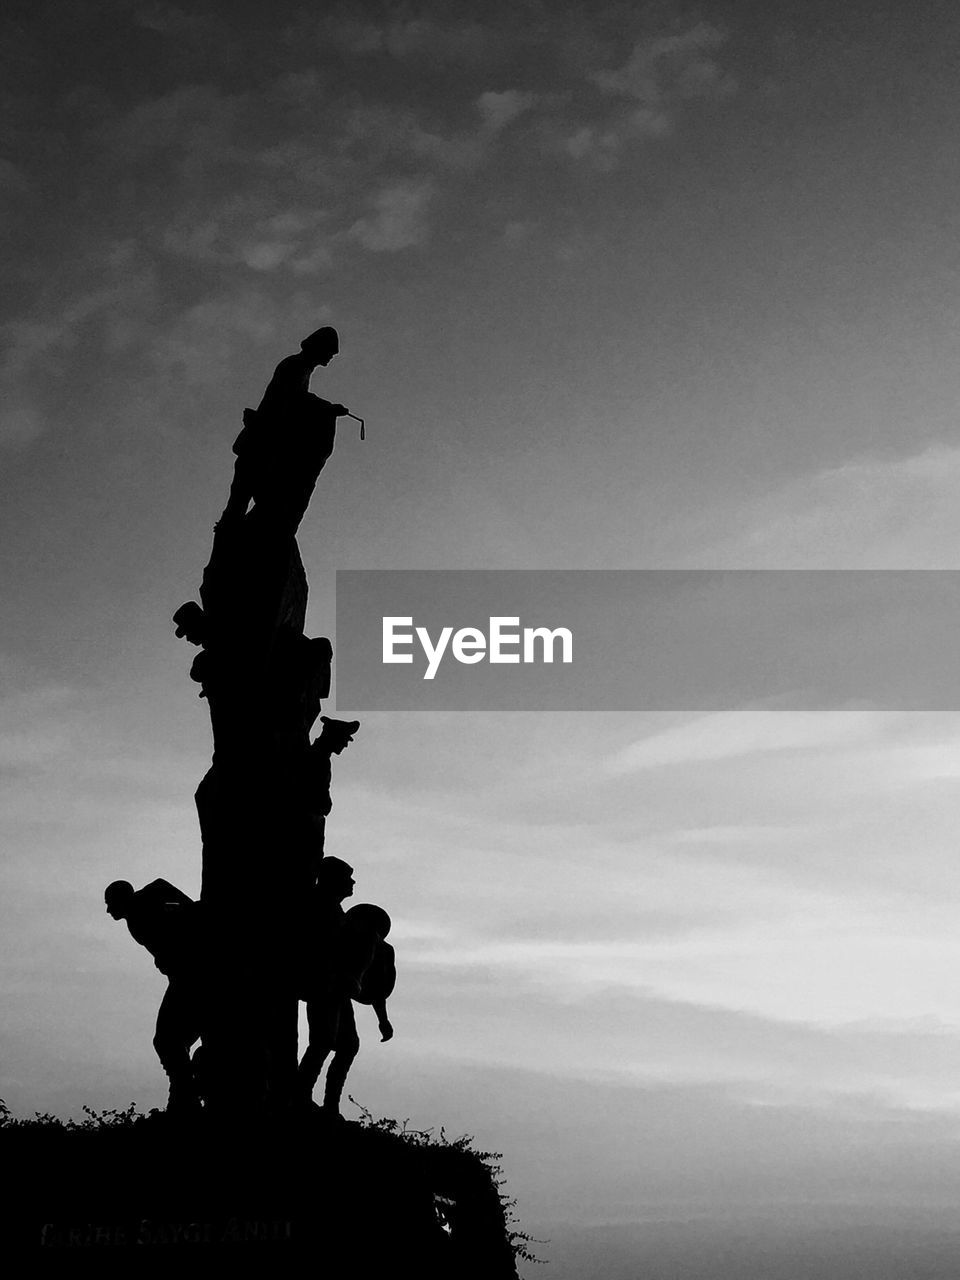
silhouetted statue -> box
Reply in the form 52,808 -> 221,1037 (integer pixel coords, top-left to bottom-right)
172,601 -> 217,694
170,325 -> 368,1113
297,857 -> 354,1111
297,860 -> 395,1116
304,716 -> 360,853
224,326 -> 350,532
173,600 -> 207,646
274,632 -> 333,745
105,879 -> 204,1115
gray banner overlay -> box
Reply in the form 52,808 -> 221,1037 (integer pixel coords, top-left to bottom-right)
334,570 -> 960,711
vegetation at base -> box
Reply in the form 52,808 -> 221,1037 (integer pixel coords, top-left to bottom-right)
0,1098 -> 144,1131
348,1098 -> 544,1267
0,1097 -> 541,1270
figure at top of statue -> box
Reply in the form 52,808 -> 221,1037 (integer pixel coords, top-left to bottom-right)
105,878 -> 205,1115
258,327 -> 341,414
223,326 -> 351,531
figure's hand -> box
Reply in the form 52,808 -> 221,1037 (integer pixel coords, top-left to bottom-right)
330,403 -> 348,417
379,1018 -> 394,1042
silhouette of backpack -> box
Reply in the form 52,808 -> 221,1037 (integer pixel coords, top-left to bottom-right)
355,940 -> 396,1006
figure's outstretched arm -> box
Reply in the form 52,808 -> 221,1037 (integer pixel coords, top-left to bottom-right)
373,998 -> 393,1041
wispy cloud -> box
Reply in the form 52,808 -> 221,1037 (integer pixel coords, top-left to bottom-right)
0,242 -> 158,446
550,20 -> 736,170
605,711 -> 889,773
151,290 -> 330,392
591,23 -> 735,105
697,445 -> 960,569
477,89 -> 536,132
348,179 -> 436,251
315,9 -> 491,63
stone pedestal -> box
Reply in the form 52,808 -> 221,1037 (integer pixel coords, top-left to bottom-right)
6,1114 -> 520,1278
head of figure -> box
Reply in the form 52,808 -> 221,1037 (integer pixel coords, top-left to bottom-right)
346,903 -> 391,940
172,601 -> 207,647
316,856 -> 355,903
319,716 -> 360,755
104,880 -> 135,920
300,325 -> 339,368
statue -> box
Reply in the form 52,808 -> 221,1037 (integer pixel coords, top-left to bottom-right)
104,879 -> 204,1115
224,326 -> 351,533
303,717 -> 361,854
297,861 -> 396,1117
166,324 -> 369,1113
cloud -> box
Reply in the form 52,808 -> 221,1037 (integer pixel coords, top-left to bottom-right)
0,242 -> 158,445
605,712 -> 888,773
697,445 -> 960,569
318,11 -> 490,63
338,104 -> 484,171
558,20 -> 736,169
477,89 -> 536,132
348,179 -> 435,251
107,91 -> 469,274
591,22 -> 735,104
1,244 -> 156,373
133,2 -> 213,39
563,109 -> 670,168
151,290 -> 330,391
162,202 -> 333,273
104,83 -> 244,166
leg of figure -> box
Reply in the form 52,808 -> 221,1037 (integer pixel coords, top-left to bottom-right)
154,980 -> 202,1112
297,994 -> 341,1101
322,1000 -> 359,1117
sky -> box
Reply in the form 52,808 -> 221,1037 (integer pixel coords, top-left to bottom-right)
5,0 -> 960,1274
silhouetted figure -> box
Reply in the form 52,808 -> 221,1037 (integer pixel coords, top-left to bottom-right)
224,326 -> 350,531
305,716 -> 360,854
297,857 -> 354,1113
172,600 -> 219,694
172,601 -> 207,646
105,879 -> 204,1115
273,631 -> 333,744
297,861 -> 395,1117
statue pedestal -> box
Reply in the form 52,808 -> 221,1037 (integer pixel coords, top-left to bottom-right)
5,1111 -> 520,1278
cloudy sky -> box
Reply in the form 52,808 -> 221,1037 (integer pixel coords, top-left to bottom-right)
5,1 -> 960,1274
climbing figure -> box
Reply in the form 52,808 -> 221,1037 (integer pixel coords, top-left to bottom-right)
104,878 -> 205,1115
297,860 -> 395,1117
